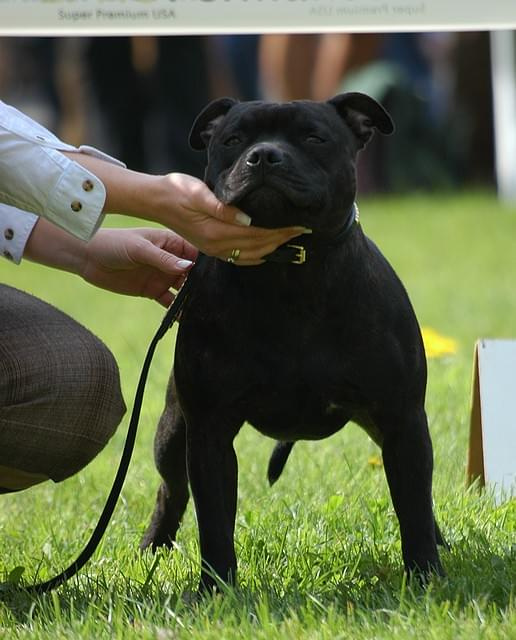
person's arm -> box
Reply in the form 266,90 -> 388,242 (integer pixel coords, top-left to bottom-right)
1,100 -> 307,266
0,100 -> 116,242
24,217 -> 198,307
62,152 -> 307,265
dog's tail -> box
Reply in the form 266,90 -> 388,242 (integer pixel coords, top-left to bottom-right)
267,441 -> 295,486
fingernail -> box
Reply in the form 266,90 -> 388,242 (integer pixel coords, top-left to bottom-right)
236,212 -> 252,226
177,259 -> 194,270
301,228 -> 313,234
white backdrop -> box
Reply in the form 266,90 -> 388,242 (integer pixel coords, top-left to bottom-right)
0,0 -> 514,36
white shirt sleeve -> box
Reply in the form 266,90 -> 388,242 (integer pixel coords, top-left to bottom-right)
0,204 -> 38,264
0,100 -> 126,264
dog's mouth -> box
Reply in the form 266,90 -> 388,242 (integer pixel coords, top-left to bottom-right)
216,169 -> 326,228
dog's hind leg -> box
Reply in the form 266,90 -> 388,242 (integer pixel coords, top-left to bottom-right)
141,376 -> 189,552
378,407 -> 445,578
267,441 -> 295,485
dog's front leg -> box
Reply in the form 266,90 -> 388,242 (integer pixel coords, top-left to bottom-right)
187,419 -> 241,593
378,407 -> 444,579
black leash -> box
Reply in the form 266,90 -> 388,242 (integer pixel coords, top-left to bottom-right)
15,264 -> 196,596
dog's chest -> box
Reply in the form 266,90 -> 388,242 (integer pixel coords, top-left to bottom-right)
177,268 -> 364,438
242,324 -> 363,437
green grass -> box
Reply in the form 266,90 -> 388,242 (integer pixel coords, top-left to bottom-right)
1,191 -> 515,638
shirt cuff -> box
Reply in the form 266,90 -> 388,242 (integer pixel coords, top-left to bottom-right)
0,205 -> 38,264
48,149 -> 108,240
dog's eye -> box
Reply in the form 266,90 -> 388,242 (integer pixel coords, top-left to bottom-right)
305,134 -> 325,144
224,135 -> 242,147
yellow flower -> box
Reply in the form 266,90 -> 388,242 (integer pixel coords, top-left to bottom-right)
421,327 -> 458,358
368,455 -> 383,468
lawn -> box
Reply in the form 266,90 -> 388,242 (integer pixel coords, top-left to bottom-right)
0,191 -> 514,639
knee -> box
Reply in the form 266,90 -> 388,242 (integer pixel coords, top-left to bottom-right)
0,319 -> 127,486
49,333 -> 127,480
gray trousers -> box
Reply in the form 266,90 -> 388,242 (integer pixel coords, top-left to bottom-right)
0,284 -> 126,493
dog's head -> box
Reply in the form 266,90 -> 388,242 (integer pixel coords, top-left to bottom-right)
190,93 -> 393,231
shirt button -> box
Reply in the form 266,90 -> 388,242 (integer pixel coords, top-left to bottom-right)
3,250 -> 13,260
71,200 -> 83,212
4,228 -> 14,240
82,179 -> 94,192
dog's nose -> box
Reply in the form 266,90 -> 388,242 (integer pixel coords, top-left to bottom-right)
246,143 -> 284,168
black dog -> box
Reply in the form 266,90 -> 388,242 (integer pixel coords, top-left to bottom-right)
141,93 -> 446,591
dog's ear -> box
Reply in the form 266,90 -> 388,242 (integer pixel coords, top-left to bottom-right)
189,97 -> 238,151
328,92 -> 394,148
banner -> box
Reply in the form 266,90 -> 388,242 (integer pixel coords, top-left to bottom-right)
0,0 -> 515,36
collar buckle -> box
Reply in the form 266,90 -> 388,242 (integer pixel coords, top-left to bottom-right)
287,244 -> 306,264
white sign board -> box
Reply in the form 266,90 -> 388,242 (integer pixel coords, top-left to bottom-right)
469,339 -> 516,503
0,0 -> 515,36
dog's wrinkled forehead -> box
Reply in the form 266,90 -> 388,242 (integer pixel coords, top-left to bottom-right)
190,93 -> 394,153
215,101 -> 343,143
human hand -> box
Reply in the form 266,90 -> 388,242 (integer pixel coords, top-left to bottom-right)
63,153 -> 309,265
147,173 -> 309,265
81,227 -> 198,306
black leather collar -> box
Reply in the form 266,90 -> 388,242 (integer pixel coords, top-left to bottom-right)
264,202 -> 359,265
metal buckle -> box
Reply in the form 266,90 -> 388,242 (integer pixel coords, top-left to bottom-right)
287,244 -> 306,264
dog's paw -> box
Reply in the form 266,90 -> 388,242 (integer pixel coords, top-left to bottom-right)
139,528 -> 175,553
406,558 -> 446,586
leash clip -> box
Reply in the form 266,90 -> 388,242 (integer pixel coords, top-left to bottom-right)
287,244 -> 306,265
